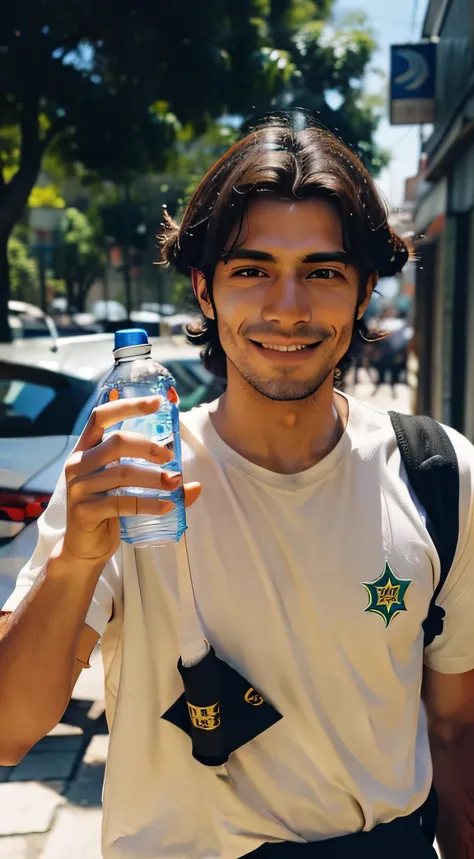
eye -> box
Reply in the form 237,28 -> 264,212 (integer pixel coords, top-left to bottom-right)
231,267 -> 267,278
307,268 -> 339,280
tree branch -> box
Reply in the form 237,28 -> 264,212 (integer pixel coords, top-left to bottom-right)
0,163 -> 39,237
19,89 -> 41,171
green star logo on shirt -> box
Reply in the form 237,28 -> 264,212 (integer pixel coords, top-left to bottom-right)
362,562 -> 412,628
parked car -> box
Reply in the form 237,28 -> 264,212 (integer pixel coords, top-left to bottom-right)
0,334 -> 225,597
140,302 -> 176,317
91,299 -> 128,321
8,301 -> 59,348
0,359 -> 94,604
91,300 -> 195,337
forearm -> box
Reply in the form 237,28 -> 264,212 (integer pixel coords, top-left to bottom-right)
0,544 -> 102,762
430,722 -> 474,858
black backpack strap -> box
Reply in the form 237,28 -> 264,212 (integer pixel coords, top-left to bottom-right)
389,412 -> 460,647
389,413 -> 459,846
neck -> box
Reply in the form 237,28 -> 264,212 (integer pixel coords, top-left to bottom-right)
210,369 -> 348,475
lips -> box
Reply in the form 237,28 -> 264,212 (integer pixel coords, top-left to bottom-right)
250,340 -> 320,353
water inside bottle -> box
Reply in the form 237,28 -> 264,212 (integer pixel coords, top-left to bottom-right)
99,377 -> 186,546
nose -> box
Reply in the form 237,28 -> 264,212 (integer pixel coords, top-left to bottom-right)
261,273 -> 311,327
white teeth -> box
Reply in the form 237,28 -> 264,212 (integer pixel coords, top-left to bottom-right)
261,344 -> 308,352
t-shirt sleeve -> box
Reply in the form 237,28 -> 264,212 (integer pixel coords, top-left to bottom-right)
2,469 -> 122,637
424,426 -> 474,674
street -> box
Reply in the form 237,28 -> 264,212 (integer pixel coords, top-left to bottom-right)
0,0 -> 470,852
0,646 -> 106,859
344,370 -> 413,417
0,378 -> 413,859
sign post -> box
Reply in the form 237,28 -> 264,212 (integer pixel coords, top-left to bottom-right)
390,42 -> 436,125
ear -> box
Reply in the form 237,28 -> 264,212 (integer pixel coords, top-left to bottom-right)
195,272 -> 215,320
357,272 -> 378,320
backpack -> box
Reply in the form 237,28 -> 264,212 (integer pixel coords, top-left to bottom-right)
389,411 -> 460,844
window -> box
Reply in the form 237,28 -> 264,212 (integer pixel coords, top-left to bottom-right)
166,360 -> 211,399
0,363 -> 94,437
165,359 -> 218,411
2,380 -> 56,422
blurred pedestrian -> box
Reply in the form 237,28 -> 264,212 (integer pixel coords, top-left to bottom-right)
2,110 -> 474,859
370,308 -> 410,396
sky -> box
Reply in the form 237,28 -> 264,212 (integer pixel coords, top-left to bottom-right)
335,0 -> 430,207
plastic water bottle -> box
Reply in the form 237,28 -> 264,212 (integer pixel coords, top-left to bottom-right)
95,328 -> 186,547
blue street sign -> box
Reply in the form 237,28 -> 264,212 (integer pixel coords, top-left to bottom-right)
390,42 -> 436,125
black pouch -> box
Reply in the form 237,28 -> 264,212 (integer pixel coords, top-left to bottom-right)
161,646 -> 283,766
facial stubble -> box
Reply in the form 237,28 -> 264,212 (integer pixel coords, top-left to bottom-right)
220,319 -> 354,402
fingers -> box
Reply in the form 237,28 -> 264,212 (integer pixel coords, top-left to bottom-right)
67,430 -> 173,479
72,481 -> 200,526
70,463 -> 181,496
76,396 -> 161,452
70,482 -> 201,537
184,482 -> 201,508
74,495 -> 175,530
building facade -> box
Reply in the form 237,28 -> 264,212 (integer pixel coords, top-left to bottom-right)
413,0 -> 474,436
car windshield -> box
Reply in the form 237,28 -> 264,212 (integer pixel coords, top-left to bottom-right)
0,365 -> 94,438
161,358 -> 218,411
165,359 -> 209,392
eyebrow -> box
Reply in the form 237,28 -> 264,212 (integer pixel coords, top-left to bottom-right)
302,251 -> 353,266
225,248 -> 353,266
225,248 -> 276,262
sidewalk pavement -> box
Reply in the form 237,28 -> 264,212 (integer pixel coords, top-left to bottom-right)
0,647 -> 106,859
344,371 -> 413,416
0,380 -> 414,858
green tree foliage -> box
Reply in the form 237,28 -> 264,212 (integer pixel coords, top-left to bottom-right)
7,233 -> 40,303
250,3 -> 387,172
0,0 -> 285,339
55,207 -> 105,313
0,0 -> 388,339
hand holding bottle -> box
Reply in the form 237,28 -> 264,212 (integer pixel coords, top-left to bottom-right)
61,395 -> 201,567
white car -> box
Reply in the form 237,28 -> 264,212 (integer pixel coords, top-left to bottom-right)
140,302 -> 176,317
8,300 -> 59,346
91,300 -> 128,322
0,334 -> 224,603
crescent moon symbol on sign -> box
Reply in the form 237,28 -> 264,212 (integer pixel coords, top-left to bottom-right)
395,49 -> 430,92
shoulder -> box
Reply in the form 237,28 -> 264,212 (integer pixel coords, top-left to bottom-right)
342,394 -> 395,450
387,417 -> 474,567
441,423 -> 474,471
421,420 -> 474,503
344,395 -> 391,427
345,396 -> 474,472
439,425 -> 474,556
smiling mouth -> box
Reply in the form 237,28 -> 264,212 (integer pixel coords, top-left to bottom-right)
250,340 -> 320,353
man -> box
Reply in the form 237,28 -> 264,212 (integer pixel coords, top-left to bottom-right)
1,110 -> 474,859
370,307 -> 410,396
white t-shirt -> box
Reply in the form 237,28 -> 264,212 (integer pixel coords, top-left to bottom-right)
5,395 -> 474,859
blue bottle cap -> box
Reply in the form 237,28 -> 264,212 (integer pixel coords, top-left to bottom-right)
114,329 -> 149,350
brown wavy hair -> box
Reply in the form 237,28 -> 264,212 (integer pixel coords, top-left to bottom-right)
160,109 -> 409,379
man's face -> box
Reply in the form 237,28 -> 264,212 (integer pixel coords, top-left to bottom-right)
199,196 -> 373,402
